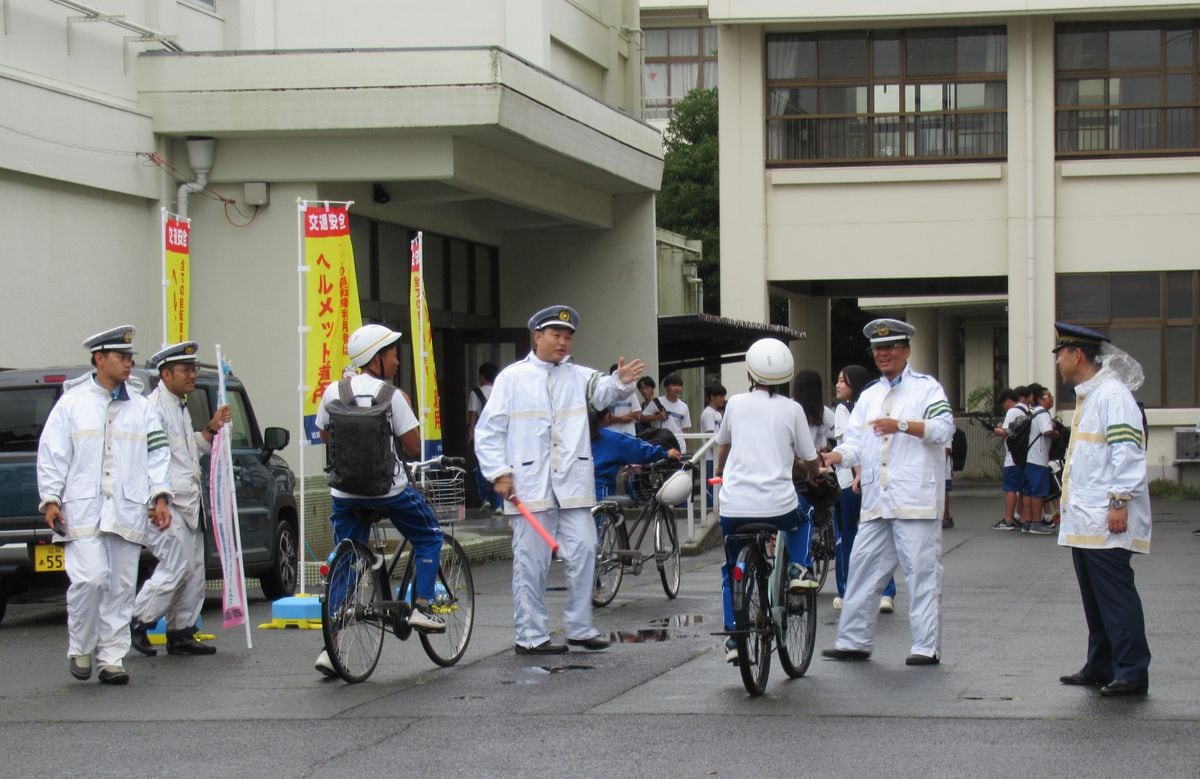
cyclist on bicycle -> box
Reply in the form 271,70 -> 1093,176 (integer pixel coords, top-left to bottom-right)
313,324 -> 445,677
589,410 -> 680,503
715,338 -> 821,662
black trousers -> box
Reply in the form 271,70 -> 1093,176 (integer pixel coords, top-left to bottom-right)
1071,546 -> 1151,685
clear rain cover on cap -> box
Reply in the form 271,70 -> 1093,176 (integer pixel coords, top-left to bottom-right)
1098,342 -> 1145,392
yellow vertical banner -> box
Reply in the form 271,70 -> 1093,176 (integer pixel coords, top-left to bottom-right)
409,232 -> 443,457
165,216 -> 190,343
302,204 -> 362,444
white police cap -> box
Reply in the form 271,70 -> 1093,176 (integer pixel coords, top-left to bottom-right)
528,305 -> 579,332
83,325 -> 136,353
147,341 -> 200,371
863,318 -> 915,345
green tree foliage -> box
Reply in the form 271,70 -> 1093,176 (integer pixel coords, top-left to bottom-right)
657,88 -> 720,314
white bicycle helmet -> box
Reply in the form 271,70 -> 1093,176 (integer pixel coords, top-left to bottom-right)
656,470 -> 693,505
745,338 -> 794,386
347,324 -> 402,368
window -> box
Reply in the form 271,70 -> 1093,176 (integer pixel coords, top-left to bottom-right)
766,27 -> 1007,165
643,27 -> 718,121
1056,271 -> 1199,407
1056,21 -> 1200,157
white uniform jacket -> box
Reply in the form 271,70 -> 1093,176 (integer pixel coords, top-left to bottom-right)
149,385 -> 211,530
1059,368 -> 1150,553
833,365 -> 954,521
474,353 -> 635,514
37,374 -> 172,545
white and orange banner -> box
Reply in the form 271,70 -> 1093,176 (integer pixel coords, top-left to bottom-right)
163,212 -> 190,344
302,204 -> 362,444
409,232 -> 443,457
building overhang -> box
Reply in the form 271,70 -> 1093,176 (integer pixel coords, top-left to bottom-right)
658,313 -> 805,372
708,0 -> 1197,24
138,47 -> 664,229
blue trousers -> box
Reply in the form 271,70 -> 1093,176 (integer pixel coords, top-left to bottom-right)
331,488 -> 443,602
720,507 -> 809,631
834,488 -> 895,599
1071,546 -> 1151,685
474,465 -> 501,510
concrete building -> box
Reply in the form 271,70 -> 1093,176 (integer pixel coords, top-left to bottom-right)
641,1 -> 1200,479
1,1 -> 663,483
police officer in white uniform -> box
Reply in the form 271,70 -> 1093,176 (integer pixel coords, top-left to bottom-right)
820,319 -> 954,666
475,305 -> 644,654
130,342 -> 230,657
37,326 -> 172,684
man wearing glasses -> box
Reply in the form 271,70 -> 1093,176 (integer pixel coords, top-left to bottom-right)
820,319 -> 954,667
130,342 -> 230,657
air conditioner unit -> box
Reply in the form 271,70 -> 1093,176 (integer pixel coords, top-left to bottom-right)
1175,427 -> 1200,462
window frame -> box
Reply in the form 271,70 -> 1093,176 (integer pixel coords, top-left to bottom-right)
643,26 -> 719,122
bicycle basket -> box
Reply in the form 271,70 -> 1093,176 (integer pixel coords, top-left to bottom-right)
626,463 -> 670,504
795,470 -> 841,513
414,466 -> 467,522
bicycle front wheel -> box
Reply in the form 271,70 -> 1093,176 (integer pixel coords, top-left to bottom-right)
321,539 -> 385,683
735,548 -> 772,697
654,505 -> 681,599
418,535 -> 475,667
776,549 -> 817,678
592,509 -> 626,608
811,514 -> 835,592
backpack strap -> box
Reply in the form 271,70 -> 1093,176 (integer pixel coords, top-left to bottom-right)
337,377 -> 355,405
471,387 -> 487,407
373,383 -> 397,407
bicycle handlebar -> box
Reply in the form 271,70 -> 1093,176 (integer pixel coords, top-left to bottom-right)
408,454 -> 466,471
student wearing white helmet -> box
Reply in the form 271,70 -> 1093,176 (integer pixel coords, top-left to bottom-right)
311,323 -> 446,677
714,338 -> 821,663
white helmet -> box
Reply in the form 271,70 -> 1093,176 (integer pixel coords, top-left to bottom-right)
347,324 -> 402,368
745,338 -> 794,386
655,470 -> 693,505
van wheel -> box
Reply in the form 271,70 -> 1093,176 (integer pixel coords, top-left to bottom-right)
260,520 -> 298,600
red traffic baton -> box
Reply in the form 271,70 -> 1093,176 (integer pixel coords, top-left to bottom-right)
507,495 -> 559,554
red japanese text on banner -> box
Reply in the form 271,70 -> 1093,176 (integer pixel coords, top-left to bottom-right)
165,218 -> 190,343
410,233 -> 443,458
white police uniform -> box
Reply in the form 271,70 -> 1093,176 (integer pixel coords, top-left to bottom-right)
831,320 -> 954,660
36,326 -> 172,670
474,306 -> 636,648
132,343 -> 212,642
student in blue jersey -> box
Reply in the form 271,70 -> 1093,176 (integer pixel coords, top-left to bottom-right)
715,338 -> 821,663
590,410 -> 680,502
821,319 -> 954,667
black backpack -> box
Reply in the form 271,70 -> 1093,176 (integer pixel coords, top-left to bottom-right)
950,427 -> 968,472
1006,407 -> 1046,468
1047,419 -> 1070,462
324,378 -> 399,496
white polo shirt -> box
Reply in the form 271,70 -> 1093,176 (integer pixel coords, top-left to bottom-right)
717,389 -> 817,518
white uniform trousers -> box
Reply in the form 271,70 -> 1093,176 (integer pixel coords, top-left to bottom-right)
64,532 -> 142,665
133,516 -> 206,632
835,517 -> 943,657
511,506 -> 599,647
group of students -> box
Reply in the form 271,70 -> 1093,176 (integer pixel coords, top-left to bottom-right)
992,383 -> 1064,534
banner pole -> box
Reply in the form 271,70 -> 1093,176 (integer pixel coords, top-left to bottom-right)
296,199 -> 310,594
216,345 -> 253,649
160,207 -> 168,349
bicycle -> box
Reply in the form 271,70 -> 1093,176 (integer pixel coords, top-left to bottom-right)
319,455 -> 475,683
799,472 -> 841,593
591,453 -> 703,607
722,520 -> 818,697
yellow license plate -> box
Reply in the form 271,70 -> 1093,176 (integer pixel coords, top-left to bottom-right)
34,544 -> 65,573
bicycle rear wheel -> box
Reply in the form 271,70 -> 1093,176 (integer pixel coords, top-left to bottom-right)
592,509 -> 626,608
321,539 -> 385,683
776,549 -> 817,678
417,536 -> 475,667
654,505 -> 681,599
811,513 -> 835,592
735,547 -> 772,697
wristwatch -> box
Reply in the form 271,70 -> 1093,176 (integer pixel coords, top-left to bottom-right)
897,419 -> 909,433
1109,498 -> 1127,510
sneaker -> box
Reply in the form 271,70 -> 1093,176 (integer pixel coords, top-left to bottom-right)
724,637 -> 739,664
314,649 -> 337,678
1024,521 -> 1057,536
97,664 -> 130,685
832,597 -> 843,610
879,596 -> 895,614
991,519 -> 1017,531
1193,527 -> 1200,536
68,654 -> 92,681
408,605 -> 448,633
788,564 -> 819,592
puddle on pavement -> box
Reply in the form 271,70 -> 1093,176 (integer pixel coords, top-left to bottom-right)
504,664 -> 594,685
610,614 -> 707,643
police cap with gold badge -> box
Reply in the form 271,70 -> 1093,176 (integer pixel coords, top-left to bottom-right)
147,341 -> 200,371
863,318 -> 915,346
527,305 -> 580,333
1052,322 -> 1109,353
83,325 -> 136,354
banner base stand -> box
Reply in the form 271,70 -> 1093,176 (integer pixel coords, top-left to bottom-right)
259,594 -> 322,629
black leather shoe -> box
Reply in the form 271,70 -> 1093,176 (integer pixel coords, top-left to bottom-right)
515,641 -> 568,655
1059,669 -> 1103,686
1099,679 -> 1148,697
166,634 -> 217,656
130,622 -> 157,657
905,653 -> 940,666
822,647 -> 871,660
97,665 -> 130,685
566,636 -> 609,651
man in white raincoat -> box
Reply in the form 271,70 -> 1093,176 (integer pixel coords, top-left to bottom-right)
475,305 -> 643,655
820,318 -> 954,666
130,342 -> 230,657
37,326 -> 172,684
